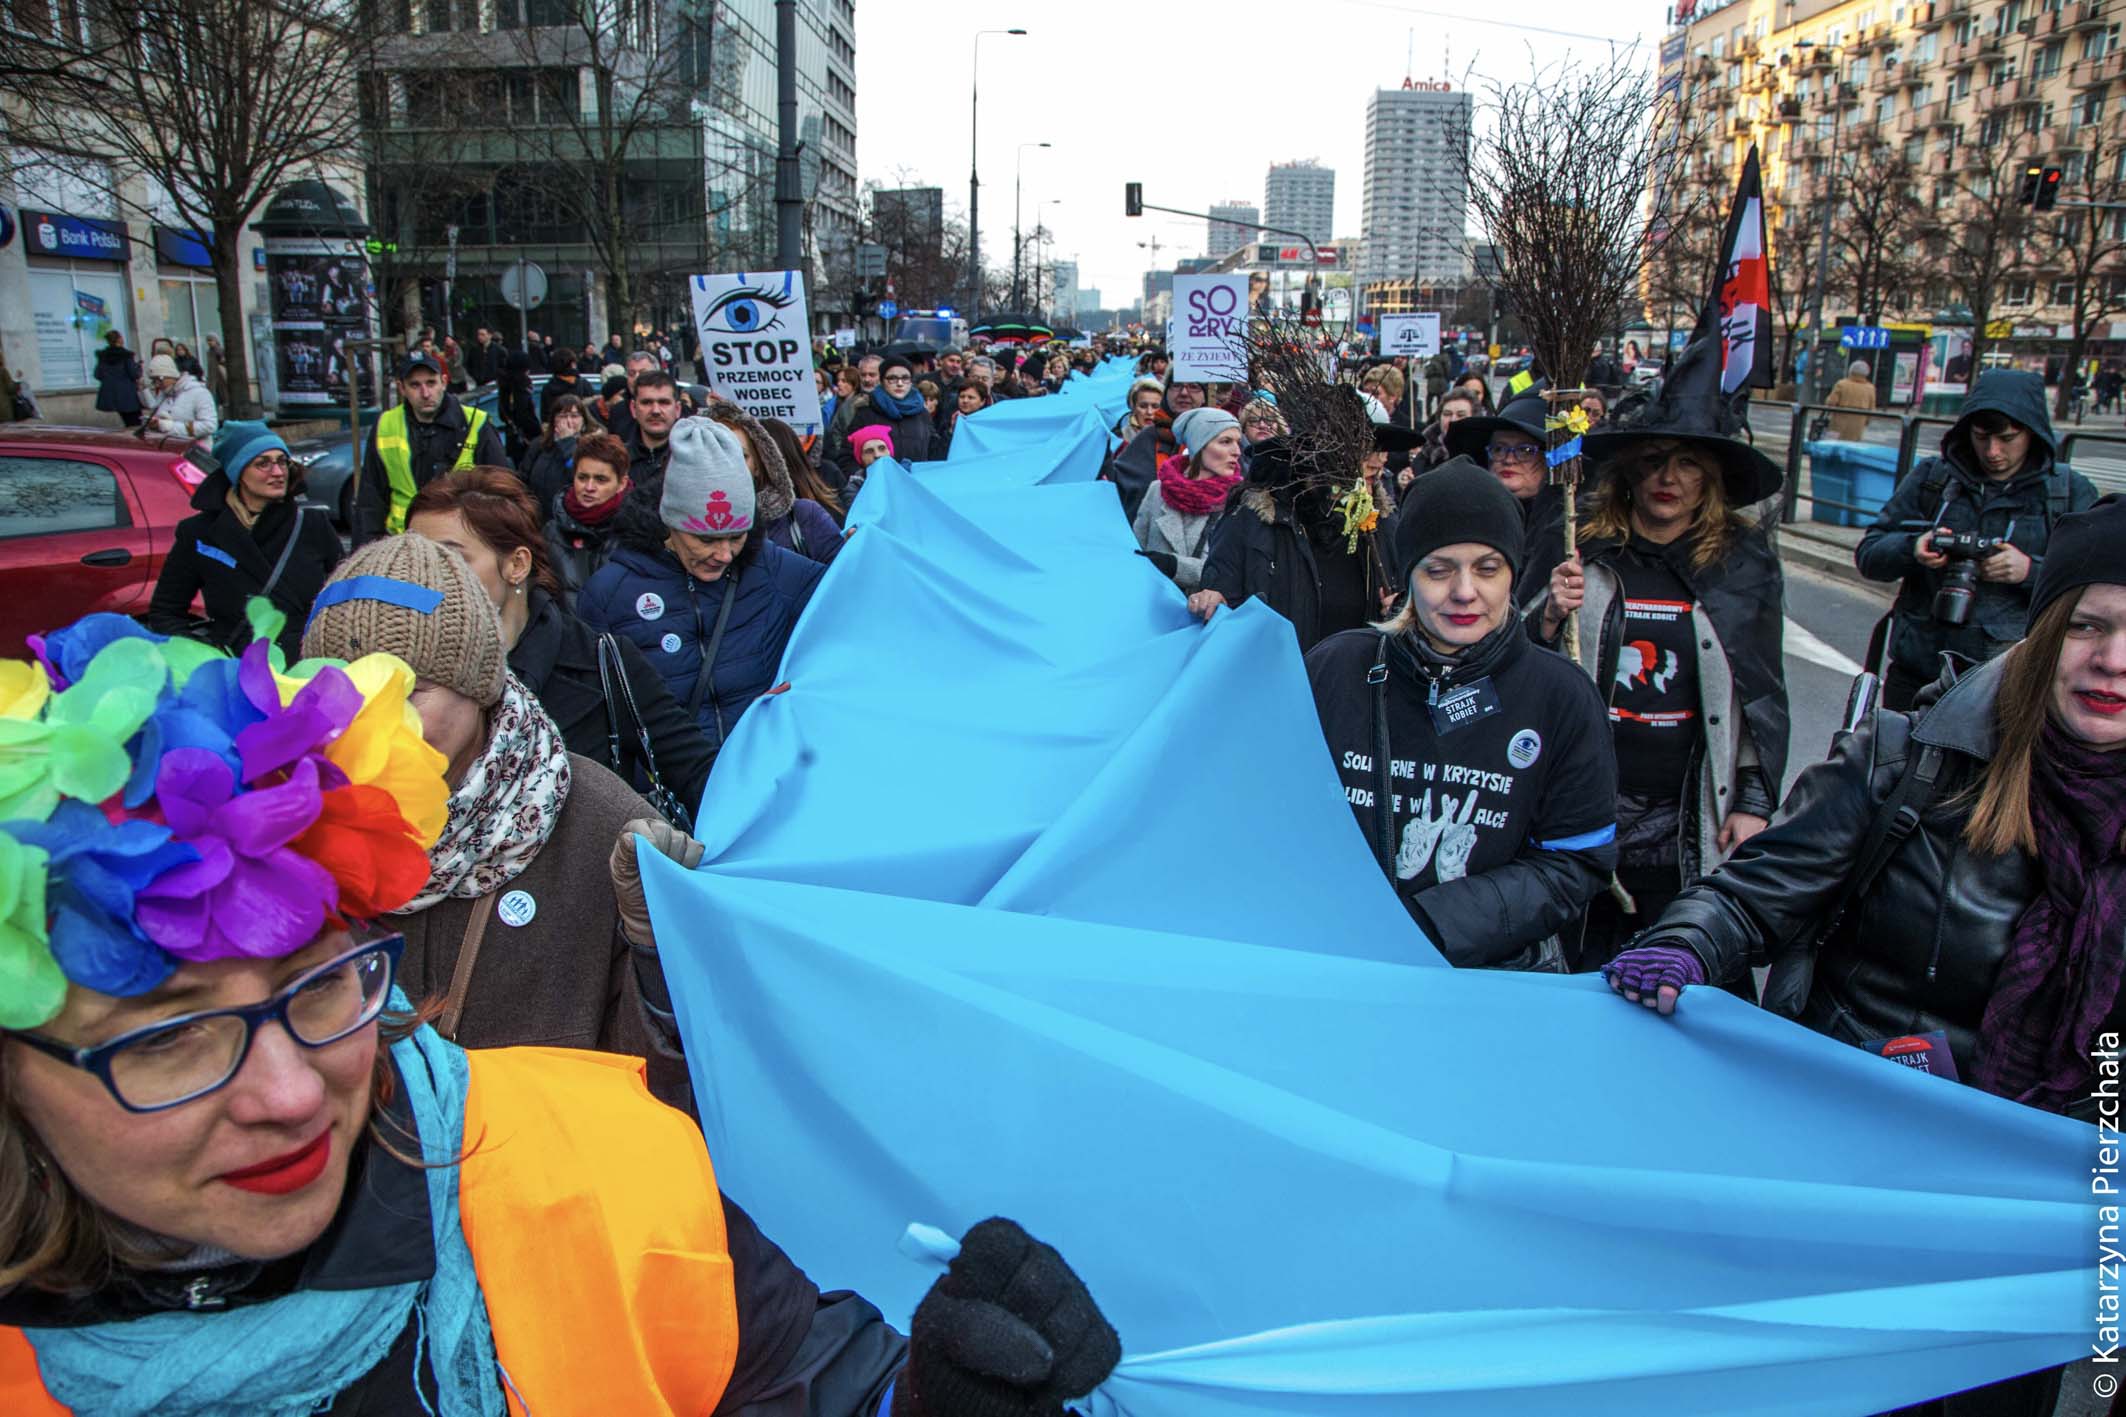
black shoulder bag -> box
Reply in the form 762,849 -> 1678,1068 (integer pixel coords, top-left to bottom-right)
597,634 -> 695,832
685,575 -> 740,745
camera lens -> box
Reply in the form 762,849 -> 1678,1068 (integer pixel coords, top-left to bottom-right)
1933,560 -> 1979,626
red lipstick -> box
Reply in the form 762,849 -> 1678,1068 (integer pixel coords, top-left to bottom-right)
218,1131 -> 331,1195
2076,690 -> 2126,717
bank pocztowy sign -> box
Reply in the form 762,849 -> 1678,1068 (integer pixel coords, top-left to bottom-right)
23,211 -> 129,262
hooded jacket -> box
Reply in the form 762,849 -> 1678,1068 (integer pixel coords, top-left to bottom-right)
1855,371 -> 2099,678
148,372 -> 219,440
1527,522 -> 1789,880
144,468 -> 344,662
576,488 -> 825,752
93,346 -> 142,415
1648,655 -> 2064,1102
1305,621 -> 1619,967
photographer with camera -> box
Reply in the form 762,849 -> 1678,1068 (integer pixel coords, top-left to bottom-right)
1856,370 -> 2099,710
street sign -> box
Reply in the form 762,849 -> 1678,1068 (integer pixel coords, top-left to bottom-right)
878,299 -> 899,318
1379,313 -> 1440,358
1840,326 -> 1891,350
1302,307 -> 1322,328
856,242 -> 887,280
500,261 -> 548,311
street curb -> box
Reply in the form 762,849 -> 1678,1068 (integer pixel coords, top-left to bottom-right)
1773,528 -> 1874,590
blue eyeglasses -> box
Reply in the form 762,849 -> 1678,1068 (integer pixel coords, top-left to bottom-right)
8,936 -> 405,1114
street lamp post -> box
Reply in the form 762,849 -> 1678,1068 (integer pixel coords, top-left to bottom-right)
969,28 -> 1027,319
1034,199 -> 1061,317
1012,141 -> 1050,308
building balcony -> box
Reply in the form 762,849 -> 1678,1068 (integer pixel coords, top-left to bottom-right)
1730,114 -> 1755,136
2071,1 -> 2112,31
2070,51 -> 2126,89
1912,2 -> 1952,31
1944,34 -> 2001,69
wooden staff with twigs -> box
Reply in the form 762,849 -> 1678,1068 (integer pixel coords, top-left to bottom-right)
1543,387 -> 1595,661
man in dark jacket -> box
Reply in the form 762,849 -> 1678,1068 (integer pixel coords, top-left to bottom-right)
1855,369 -> 2100,708
626,370 -> 684,484
354,353 -> 508,545
464,326 -> 501,385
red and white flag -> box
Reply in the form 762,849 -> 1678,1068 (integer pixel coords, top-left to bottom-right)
1707,146 -> 1774,397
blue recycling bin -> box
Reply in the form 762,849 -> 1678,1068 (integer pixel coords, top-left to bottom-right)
1803,440 -> 1902,529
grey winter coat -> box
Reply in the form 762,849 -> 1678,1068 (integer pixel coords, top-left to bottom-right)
1130,480 -> 1227,592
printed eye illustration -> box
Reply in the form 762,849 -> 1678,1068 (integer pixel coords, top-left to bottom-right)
701,282 -> 793,336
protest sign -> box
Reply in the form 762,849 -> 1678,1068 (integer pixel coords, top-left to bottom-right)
1379,312 -> 1441,360
831,327 -> 856,349
690,270 -> 824,433
1170,273 -> 1249,383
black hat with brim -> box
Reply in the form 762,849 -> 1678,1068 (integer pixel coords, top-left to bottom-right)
1372,422 -> 1425,454
1445,396 -> 1549,460
1580,427 -> 1784,506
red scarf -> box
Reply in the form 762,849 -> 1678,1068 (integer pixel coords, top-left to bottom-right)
1156,451 -> 1241,518
563,479 -> 629,527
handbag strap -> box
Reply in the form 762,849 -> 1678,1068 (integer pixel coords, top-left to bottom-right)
257,506 -> 312,604
685,574 -> 739,738
439,891 -> 501,1041
596,632 -> 631,770
1369,632 -> 1395,876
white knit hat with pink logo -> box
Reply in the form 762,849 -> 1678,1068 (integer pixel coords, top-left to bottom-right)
659,417 -> 755,535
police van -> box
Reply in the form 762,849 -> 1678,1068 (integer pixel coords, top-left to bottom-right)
891,310 -> 969,349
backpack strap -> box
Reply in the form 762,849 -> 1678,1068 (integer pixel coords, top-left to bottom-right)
1369,632 -> 1395,876
1814,735 -> 1945,951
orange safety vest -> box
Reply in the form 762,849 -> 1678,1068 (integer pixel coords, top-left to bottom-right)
0,1046 -> 738,1416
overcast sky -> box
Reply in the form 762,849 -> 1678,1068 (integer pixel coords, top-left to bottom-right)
852,0 -> 1672,310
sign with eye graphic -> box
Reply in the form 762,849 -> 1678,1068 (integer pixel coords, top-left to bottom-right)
690,270 -> 825,435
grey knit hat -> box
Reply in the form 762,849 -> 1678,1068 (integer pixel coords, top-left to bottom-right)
659,418 -> 755,535
301,533 -> 508,706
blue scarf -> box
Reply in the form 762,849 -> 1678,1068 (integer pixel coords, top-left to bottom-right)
871,385 -> 927,420
25,1020 -> 506,1417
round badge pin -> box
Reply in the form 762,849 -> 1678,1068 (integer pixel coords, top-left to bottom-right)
1507,729 -> 1542,770
497,889 -> 536,927
635,592 -> 665,621
660,632 -> 683,654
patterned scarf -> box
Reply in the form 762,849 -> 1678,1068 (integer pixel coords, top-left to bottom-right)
397,673 -> 571,913
1974,723 -> 2126,1112
1156,451 -> 1243,518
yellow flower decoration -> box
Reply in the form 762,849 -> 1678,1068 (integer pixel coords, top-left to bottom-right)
298,653 -> 451,847
1337,477 -> 1380,555
0,660 -> 50,720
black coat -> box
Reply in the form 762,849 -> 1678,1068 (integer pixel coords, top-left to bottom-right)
1855,372 -> 2100,680
1650,655 -> 2044,1094
1576,523 -> 1791,797
829,394 -> 934,478
542,494 -> 620,611
463,340 -> 500,386
1200,484 -> 1392,656
1306,622 -> 1619,966
352,395 -> 510,546
508,589 -> 715,815
93,347 -> 142,414
145,471 -> 344,661
519,437 -> 576,510
539,372 -> 589,422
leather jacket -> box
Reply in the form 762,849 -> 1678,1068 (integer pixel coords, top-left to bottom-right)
1650,654 -> 2037,1085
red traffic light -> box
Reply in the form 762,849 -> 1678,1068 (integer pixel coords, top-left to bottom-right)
2036,166 -> 2064,212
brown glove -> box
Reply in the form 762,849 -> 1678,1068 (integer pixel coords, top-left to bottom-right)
608,817 -> 705,951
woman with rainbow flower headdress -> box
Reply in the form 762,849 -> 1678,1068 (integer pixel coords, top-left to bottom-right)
0,601 -> 1121,1413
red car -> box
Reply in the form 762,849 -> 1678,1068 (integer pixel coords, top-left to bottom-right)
0,425 -> 205,656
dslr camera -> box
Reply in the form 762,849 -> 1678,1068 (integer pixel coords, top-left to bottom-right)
1930,530 -> 2004,626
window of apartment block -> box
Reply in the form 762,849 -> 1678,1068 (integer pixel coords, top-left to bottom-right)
1952,70 -> 1972,99
1915,32 -> 1939,61
2052,279 -> 2077,305
2003,279 -> 2035,305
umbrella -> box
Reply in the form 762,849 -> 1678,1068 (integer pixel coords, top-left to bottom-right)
970,311 -> 1055,343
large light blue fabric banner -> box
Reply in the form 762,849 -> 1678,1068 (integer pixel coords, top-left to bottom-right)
646,357 -> 2100,1413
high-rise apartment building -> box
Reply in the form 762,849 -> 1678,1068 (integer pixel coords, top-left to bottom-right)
1207,202 -> 1260,259
1359,82 -> 1470,284
1264,161 -> 1335,245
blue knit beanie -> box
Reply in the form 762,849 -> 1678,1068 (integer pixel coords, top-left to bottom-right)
210,420 -> 288,480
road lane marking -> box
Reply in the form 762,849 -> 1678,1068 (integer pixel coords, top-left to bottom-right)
1784,616 -> 1864,677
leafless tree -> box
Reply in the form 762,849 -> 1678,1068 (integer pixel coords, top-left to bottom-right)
1826,133 -> 1928,326
2039,126 -> 2126,418
9,0 -> 380,415
1920,158 -> 2037,374
1457,53 -> 1693,393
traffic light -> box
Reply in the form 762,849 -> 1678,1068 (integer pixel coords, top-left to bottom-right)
2036,166 -> 2064,212
2019,164 -> 2043,206
1125,182 -> 1143,217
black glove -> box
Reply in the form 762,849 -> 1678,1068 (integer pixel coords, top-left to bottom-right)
894,1218 -> 1120,1417
1135,548 -> 1179,578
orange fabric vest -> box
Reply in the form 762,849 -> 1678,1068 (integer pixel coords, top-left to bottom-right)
0,1046 -> 738,1416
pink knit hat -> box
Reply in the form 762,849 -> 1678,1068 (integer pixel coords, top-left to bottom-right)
850,423 -> 896,458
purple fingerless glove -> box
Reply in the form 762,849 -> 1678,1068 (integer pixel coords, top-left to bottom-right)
1605,943 -> 1705,995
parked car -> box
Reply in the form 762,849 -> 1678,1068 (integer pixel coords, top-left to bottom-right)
0,425 -> 204,655
1492,352 -> 1533,378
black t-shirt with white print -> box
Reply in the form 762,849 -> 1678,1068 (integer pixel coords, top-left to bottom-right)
1608,540 -> 1703,800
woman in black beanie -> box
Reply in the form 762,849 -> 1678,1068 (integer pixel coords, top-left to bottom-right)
1303,457 -> 1620,969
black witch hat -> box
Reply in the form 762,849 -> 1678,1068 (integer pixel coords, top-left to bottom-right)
1580,332 -> 1783,504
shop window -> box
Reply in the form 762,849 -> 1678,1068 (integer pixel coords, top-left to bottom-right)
26,267 -> 127,390
0,456 -> 128,540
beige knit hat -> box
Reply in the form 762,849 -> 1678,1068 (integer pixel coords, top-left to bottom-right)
301,534 -> 507,706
